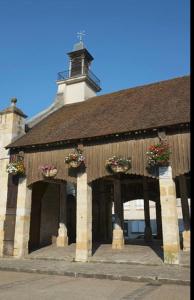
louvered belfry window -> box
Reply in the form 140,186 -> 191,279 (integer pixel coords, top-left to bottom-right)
70,57 -> 82,77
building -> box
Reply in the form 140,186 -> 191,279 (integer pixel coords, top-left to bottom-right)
0,41 -> 190,265
123,198 -> 190,240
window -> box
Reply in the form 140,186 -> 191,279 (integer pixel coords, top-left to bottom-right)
131,220 -> 145,233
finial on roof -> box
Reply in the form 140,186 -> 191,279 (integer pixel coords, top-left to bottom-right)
77,30 -> 86,42
11,97 -> 17,106
72,31 -> 86,51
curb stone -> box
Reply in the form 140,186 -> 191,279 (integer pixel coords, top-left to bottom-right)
0,265 -> 190,286
22,256 -> 190,268
23,257 -> 190,269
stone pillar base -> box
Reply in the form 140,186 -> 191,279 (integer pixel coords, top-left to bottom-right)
182,230 -> 190,252
112,229 -> 124,249
163,244 -> 180,264
13,239 -> 29,258
56,223 -> 68,247
75,243 -> 92,262
144,226 -> 152,242
56,236 -> 68,247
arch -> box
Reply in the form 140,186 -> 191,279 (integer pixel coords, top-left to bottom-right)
24,148 -> 77,187
23,131 -> 190,186
91,174 -> 160,245
28,179 -> 76,253
91,173 -> 159,203
85,132 -> 190,183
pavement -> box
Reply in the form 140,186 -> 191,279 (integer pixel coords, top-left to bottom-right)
0,242 -> 190,286
0,271 -> 190,300
0,257 -> 190,286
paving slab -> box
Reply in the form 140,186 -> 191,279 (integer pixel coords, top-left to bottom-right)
0,257 -> 190,286
26,242 -> 190,267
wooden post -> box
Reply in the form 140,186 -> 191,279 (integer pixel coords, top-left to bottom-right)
143,178 -> 152,241
56,182 -> 68,247
107,199 -> 113,242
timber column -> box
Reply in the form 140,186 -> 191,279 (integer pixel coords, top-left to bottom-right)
56,182 -> 68,247
0,99 -> 26,257
112,179 -> 124,249
107,198 -> 113,242
159,166 -> 180,264
13,178 -> 32,257
99,181 -> 107,241
143,178 -> 152,241
75,172 -> 92,262
178,175 -> 190,251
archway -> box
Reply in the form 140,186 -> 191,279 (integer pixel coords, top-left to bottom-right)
28,180 -> 76,253
92,179 -> 113,244
123,199 -> 157,241
90,173 -> 165,263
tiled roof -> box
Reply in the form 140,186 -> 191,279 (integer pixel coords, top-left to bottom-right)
8,75 -> 190,148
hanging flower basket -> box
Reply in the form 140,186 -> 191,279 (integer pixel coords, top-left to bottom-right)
106,156 -> 131,174
64,148 -> 85,168
6,161 -> 25,176
146,142 -> 171,167
110,164 -> 130,173
69,160 -> 82,168
39,165 -> 58,178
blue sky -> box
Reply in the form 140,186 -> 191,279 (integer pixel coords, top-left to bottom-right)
0,0 -> 190,118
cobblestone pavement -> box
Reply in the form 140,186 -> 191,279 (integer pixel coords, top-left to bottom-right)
27,241 -> 190,267
0,271 -> 190,300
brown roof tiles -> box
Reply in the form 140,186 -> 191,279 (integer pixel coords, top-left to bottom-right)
8,75 -> 190,148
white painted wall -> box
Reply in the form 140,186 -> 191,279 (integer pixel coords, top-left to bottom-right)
65,81 -> 85,104
57,80 -> 96,105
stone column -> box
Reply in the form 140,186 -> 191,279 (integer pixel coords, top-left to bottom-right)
75,172 -> 92,262
159,166 -> 180,264
143,178 -> 152,242
112,179 -> 124,249
156,199 -> 163,240
13,178 -> 32,257
0,99 -> 26,257
0,158 -> 9,257
56,182 -> 68,247
178,175 -> 190,251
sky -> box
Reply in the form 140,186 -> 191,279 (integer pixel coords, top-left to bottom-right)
0,0 -> 190,119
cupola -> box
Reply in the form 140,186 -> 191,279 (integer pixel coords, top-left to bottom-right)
56,34 -> 101,105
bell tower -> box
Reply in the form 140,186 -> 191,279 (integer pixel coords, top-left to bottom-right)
56,33 -> 101,105
68,41 -> 93,78
27,33 -> 101,128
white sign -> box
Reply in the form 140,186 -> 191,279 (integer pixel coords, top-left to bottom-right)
159,166 -> 172,179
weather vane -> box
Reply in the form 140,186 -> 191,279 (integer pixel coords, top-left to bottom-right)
77,31 -> 86,42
